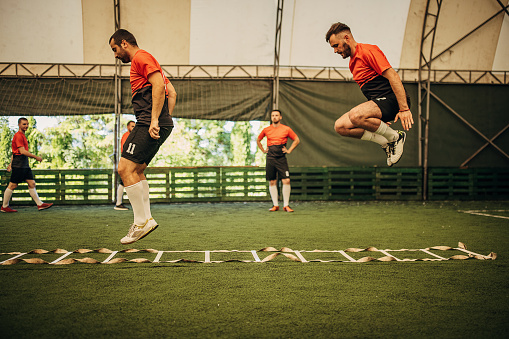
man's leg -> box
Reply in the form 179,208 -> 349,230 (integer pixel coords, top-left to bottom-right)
27,180 -> 42,206
116,184 -> 125,205
334,101 -> 399,165
27,179 -> 53,210
281,178 -> 293,212
138,165 -> 152,220
1,182 -> 17,212
269,180 -> 279,210
118,157 -> 147,226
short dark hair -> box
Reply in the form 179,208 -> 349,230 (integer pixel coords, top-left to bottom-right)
126,120 -> 135,127
272,109 -> 282,116
109,29 -> 138,47
18,117 -> 28,124
325,22 -> 351,42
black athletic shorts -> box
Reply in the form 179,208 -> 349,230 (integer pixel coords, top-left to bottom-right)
9,167 -> 34,183
372,92 -> 411,123
121,125 -> 173,165
266,156 -> 290,181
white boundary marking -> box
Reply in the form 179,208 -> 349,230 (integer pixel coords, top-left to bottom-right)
293,250 -> 308,263
338,250 -> 357,262
154,251 -> 164,263
102,251 -> 119,263
460,210 -> 509,220
379,250 -> 402,261
251,250 -> 261,262
0,252 -> 27,264
50,252 -> 73,264
420,249 -> 447,260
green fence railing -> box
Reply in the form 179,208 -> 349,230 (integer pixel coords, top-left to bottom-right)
1,167 -> 508,205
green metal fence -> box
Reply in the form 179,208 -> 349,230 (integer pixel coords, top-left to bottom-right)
1,167 -> 508,205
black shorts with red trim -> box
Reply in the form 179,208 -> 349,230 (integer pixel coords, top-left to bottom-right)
266,156 -> 290,181
9,167 -> 34,183
121,125 -> 173,165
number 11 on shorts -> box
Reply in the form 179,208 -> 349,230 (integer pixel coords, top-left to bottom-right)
126,143 -> 136,155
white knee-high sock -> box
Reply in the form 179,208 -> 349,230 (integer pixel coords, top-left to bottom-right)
124,181 -> 146,225
116,184 -> 124,205
141,179 -> 152,220
282,184 -> 291,207
269,185 -> 278,206
361,130 -> 389,147
374,122 -> 399,142
28,187 -> 43,206
2,188 -> 13,208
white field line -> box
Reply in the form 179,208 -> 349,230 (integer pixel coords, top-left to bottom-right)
454,247 -> 488,259
50,252 -> 73,264
102,251 -> 119,263
154,251 -> 164,263
293,250 -> 308,263
251,250 -> 261,262
460,210 -> 509,220
0,252 -> 27,264
420,248 -> 447,260
204,251 -> 211,263
378,250 -> 402,261
338,250 -> 357,262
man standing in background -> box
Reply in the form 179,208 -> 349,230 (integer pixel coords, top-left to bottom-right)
257,110 -> 300,212
114,120 -> 136,211
1,117 -> 53,213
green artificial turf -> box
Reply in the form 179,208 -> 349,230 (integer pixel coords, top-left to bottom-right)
1,201 -> 508,338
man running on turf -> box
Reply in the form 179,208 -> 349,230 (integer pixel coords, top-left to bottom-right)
109,29 -> 176,244
1,118 -> 53,213
257,110 -> 300,212
114,120 -> 135,211
325,22 -> 413,166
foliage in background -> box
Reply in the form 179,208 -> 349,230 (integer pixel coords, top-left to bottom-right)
0,115 -> 268,169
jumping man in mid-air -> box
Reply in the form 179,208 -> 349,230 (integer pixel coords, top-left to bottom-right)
109,29 -> 177,244
326,22 -> 413,166
257,110 -> 300,212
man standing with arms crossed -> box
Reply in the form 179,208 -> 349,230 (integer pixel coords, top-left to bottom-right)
257,110 -> 300,212
1,118 -> 53,212
325,22 -> 413,166
109,29 -> 176,244
114,120 -> 135,211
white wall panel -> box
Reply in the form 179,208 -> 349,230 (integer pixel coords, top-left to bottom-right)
0,0 -> 83,63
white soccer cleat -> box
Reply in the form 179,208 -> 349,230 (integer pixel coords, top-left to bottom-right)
389,131 -> 406,165
382,145 -> 393,167
120,218 -> 159,245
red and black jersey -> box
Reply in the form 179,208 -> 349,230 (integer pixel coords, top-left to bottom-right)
258,124 -> 298,157
349,43 -> 394,100
11,131 -> 29,168
120,131 -> 130,152
130,49 -> 173,127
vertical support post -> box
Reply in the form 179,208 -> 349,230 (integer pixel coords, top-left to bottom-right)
272,0 -> 284,110
113,0 -> 122,202
418,0 -> 442,200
